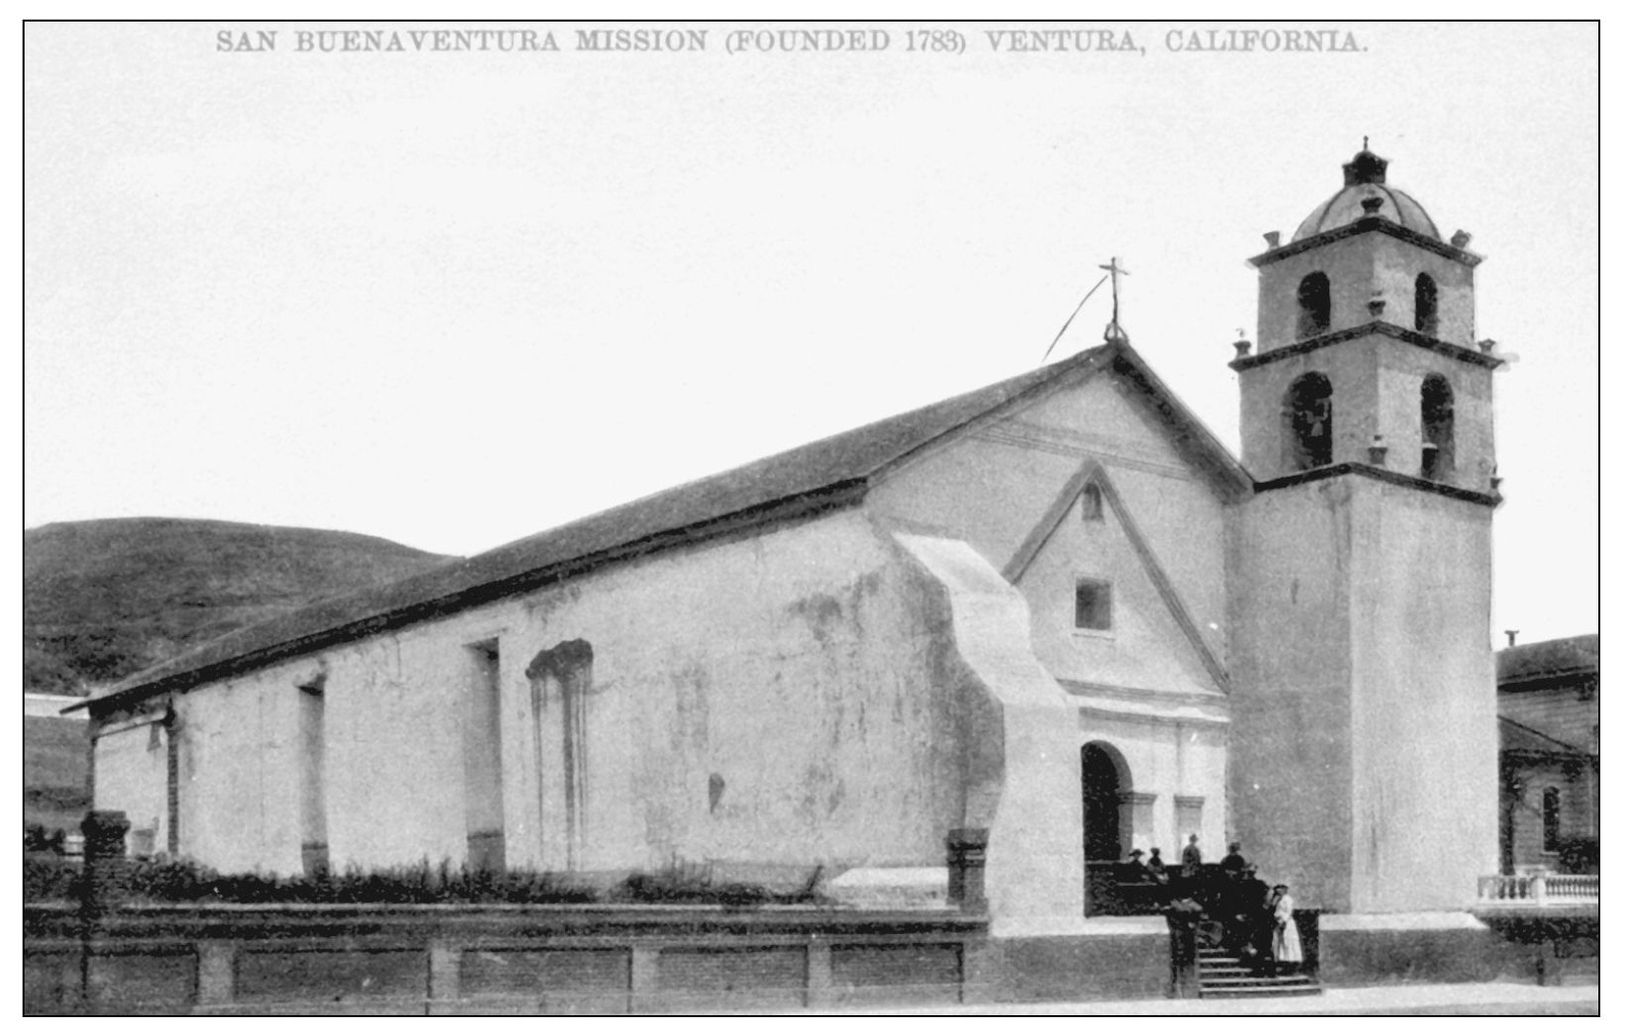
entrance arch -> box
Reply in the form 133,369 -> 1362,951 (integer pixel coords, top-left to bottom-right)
1081,741 -> 1133,917
1081,742 -> 1130,862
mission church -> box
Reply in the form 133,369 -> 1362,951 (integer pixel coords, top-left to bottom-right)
79,147 -> 1501,935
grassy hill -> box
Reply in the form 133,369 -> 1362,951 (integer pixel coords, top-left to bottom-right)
24,517 -> 456,696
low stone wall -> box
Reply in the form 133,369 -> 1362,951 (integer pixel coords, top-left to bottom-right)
31,898 -> 1587,1013
24,902 -> 992,1014
976,922 -> 1170,1002
1318,910 -> 1599,988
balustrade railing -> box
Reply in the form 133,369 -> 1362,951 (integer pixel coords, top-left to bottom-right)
1477,872 -> 1597,906
1544,874 -> 1600,902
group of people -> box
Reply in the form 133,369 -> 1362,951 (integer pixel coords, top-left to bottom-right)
1124,833 -> 1212,887
1136,838 -> 1304,974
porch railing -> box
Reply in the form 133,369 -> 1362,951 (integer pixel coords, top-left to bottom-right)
1477,872 -> 1598,906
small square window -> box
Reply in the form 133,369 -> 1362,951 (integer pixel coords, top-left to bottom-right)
1075,579 -> 1112,631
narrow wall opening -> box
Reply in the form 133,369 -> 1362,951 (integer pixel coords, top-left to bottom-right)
464,640 -> 506,873
1296,272 -> 1331,338
1420,373 -> 1455,480
1414,273 -> 1439,336
297,675 -> 328,879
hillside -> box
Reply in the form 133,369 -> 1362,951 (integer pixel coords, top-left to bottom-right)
24,518 -> 457,695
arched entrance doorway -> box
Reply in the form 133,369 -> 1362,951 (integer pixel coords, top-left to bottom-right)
1081,742 -> 1130,916
1081,742 -> 1128,860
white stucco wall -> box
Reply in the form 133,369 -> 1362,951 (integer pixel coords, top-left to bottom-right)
1226,480 -> 1357,910
1018,482 -> 1218,695
1229,476 -> 1498,913
176,663 -> 308,874
156,510 -> 980,879
498,510 -> 968,875
891,532 -> 1085,933
871,369 -> 1234,891
1346,481 -> 1498,911
870,374 -> 1231,650
94,719 -> 168,857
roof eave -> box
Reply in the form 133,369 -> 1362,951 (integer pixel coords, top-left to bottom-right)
868,344 -> 1118,482
73,478 -> 870,716
1105,341 -> 1256,501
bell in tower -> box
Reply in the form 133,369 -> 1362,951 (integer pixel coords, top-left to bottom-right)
1230,144 -> 1502,495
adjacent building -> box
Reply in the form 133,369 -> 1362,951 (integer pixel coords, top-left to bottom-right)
1497,634 -> 1599,874
24,692 -> 91,843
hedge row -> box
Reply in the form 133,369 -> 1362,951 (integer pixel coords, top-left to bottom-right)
23,856 -> 825,908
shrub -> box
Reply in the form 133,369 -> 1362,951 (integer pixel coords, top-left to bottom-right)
24,824 -> 67,856
611,862 -> 824,907
23,855 -> 80,902
26,855 -> 810,908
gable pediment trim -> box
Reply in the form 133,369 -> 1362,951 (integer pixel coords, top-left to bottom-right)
1003,459 -> 1231,693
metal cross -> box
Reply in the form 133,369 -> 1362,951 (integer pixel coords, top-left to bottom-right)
1098,257 -> 1129,343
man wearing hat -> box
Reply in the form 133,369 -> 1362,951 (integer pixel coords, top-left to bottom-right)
1146,847 -> 1169,884
1126,848 -> 1151,881
1180,834 -> 1203,881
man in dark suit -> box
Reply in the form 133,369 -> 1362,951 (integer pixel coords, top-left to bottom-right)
1236,866 -> 1273,968
1147,847 -> 1169,884
1180,834 -> 1203,879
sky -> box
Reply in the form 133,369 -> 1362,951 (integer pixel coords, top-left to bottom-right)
23,19 -> 1599,645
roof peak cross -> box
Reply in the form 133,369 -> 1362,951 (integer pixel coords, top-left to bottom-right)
1099,256 -> 1130,344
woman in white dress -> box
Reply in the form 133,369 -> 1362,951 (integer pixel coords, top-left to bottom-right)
1270,884 -> 1304,972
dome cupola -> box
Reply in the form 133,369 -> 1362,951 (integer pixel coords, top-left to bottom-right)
1291,144 -> 1440,242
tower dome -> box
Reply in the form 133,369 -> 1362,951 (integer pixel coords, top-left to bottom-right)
1290,146 -> 1441,242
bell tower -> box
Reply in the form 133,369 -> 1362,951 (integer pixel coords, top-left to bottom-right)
1226,147 -> 1501,913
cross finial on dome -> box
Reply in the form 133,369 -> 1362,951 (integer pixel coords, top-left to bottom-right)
1363,134 -> 1369,150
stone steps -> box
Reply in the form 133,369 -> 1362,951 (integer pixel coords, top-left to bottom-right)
1197,947 -> 1322,1000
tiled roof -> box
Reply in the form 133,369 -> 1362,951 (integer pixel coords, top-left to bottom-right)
1497,634 -> 1599,686
1499,716 -> 1588,758
77,341 -> 1250,714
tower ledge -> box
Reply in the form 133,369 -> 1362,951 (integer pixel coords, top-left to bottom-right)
1251,215 -> 1482,270
1229,320 -> 1504,373
1253,461 -> 1503,508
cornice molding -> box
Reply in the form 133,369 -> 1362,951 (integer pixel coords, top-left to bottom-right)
1254,462 -> 1502,507
1248,215 -> 1482,268
1230,321 -> 1502,372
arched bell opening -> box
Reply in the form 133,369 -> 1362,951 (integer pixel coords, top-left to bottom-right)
1296,271 -> 1331,338
1420,373 -> 1455,480
1284,372 -> 1335,471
